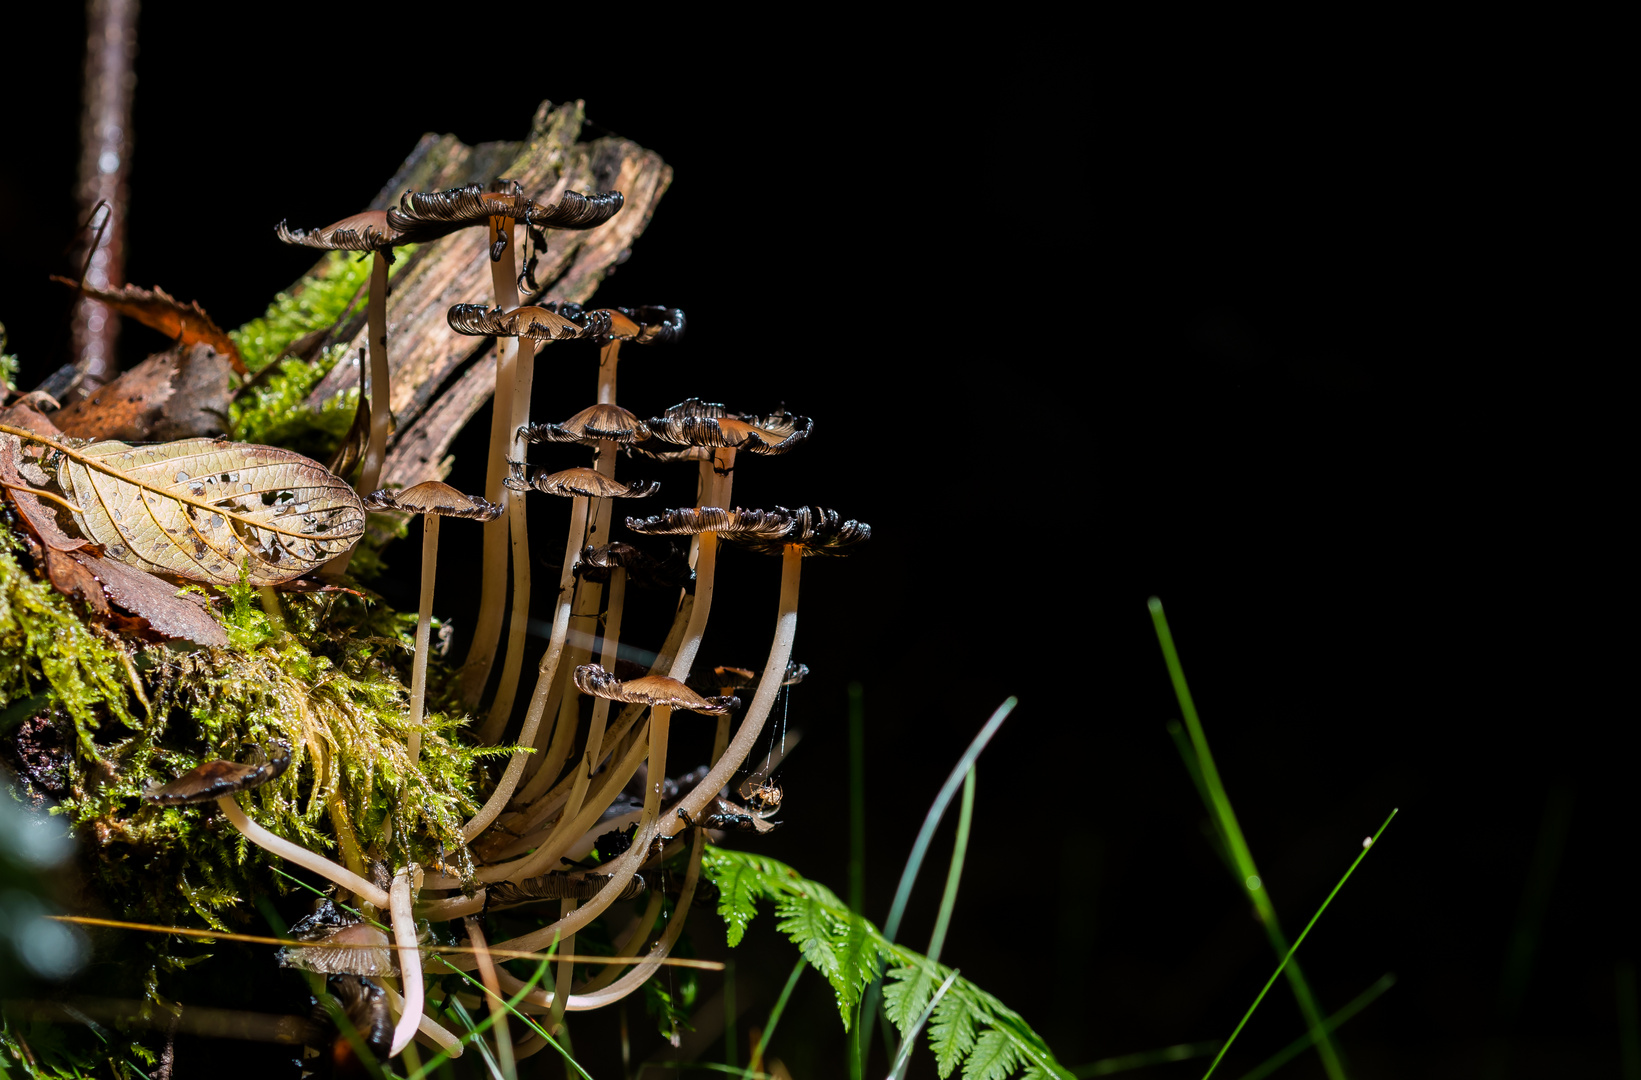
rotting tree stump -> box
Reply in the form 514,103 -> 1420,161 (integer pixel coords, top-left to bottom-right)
285,99 -> 671,491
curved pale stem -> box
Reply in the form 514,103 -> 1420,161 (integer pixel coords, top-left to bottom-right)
419,890 -> 485,921
462,495 -> 587,841
549,898 -> 578,1033
663,544 -> 801,840
668,531 -> 716,684
382,978 -> 462,1057
482,326 -> 539,737
459,225 -> 523,709
406,513 -> 439,764
387,866 -> 424,1057
576,890 -> 662,995
495,829 -> 706,1012
216,795 -> 389,909
463,916 -> 514,1076
513,591 -> 691,809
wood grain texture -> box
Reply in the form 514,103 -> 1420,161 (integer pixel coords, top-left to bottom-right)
282,100 -> 670,491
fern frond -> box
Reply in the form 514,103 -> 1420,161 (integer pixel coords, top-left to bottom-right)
702,845 -> 1072,1079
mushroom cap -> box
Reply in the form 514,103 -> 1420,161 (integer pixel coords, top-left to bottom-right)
448,303 -> 605,343
363,481 -> 502,521
322,975 -> 394,1059
143,743 -> 291,805
275,210 -> 401,252
548,303 -> 686,346
640,400 -> 812,457
573,664 -> 738,714
388,182 -> 624,246
625,505 -> 796,540
278,901 -> 397,977
518,403 -> 651,446
576,541 -> 693,590
720,505 -> 873,558
505,464 -> 659,499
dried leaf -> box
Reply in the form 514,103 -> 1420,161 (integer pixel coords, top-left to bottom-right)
51,276 -> 248,374
68,551 -> 228,647
53,342 -> 233,442
0,428 -> 366,587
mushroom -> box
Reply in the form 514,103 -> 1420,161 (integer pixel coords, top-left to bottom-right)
446,302 -> 612,737
143,744 -> 391,910
659,507 -> 870,842
363,482 -> 502,763
393,179 -> 622,713
275,211 -> 402,500
458,459 -> 658,842
278,899 -> 396,977
572,664 -> 738,715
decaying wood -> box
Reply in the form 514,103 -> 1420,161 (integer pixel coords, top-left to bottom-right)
281,99 -> 671,492
53,341 -> 234,442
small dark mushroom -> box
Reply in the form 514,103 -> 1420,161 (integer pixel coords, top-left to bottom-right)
276,210 -> 404,501
575,541 -> 693,591
279,900 -> 396,977
519,403 -> 652,446
143,744 -> 390,910
573,664 -> 738,715
505,464 -> 659,499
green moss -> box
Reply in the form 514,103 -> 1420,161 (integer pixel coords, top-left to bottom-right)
227,245 -> 414,465
0,514 -> 140,760
229,247 -> 413,374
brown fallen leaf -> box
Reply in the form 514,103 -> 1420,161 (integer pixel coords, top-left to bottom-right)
53,342 -> 234,442
50,276 -> 248,375
2,436 -> 227,647
67,550 -> 227,647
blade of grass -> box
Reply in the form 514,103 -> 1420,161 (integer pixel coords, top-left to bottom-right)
888,970 -> 961,1080
1499,782 -> 1574,1018
1201,809 -> 1397,1080
886,768 -> 977,1077
1072,1042 -> 1220,1077
1237,973 -> 1396,1080
1619,961 -> 1641,1080
859,698 -> 1018,1063
744,959 -> 804,1079
444,997 -> 507,1080
725,957 -> 738,1072
1150,598 -> 1346,1080
848,680 -> 866,1080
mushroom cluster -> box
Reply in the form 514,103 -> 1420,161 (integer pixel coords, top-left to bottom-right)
138,177 -> 869,1066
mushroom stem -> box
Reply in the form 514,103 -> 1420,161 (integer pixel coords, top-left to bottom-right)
462,495 -> 587,841
597,338 -> 620,405
387,865 -> 424,1058
477,711 -> 652,884
549,898 -> 578,1034
483,321 -> 540,737
357,251 -> 392,495
420,890 -> 485,921
381,975 -> 461,1057
663,543 -> 802,840
493,828 -> 706,1013
459,225 -> 523,709
214,795 -> 389,909
406,513 -> 440,764
463,915 -> 515,1077
668,531 -> 717,684
575,890 -> 662,994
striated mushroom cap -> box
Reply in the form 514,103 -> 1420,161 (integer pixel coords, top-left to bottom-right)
448,303 -> 606,342
546,302 -> 686,346
720,505 -> 872,558
363,481 -> 502,521
143,743 -> 291,805
625,505 -> 796,540
388,181 -> 624,259
275,210 -> 401,252
576,541 -> 693,590
278,900 -> 396,977
637,399 -> 812,458
505,464 -> 659,499
573,664 -> 738,714
518,403 -> 651,446
690,661 -> 808,695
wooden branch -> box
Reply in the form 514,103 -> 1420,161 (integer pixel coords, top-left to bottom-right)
281,99 -> 670,491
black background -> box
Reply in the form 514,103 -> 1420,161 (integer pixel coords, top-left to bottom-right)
0,8 -> 1621,1079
